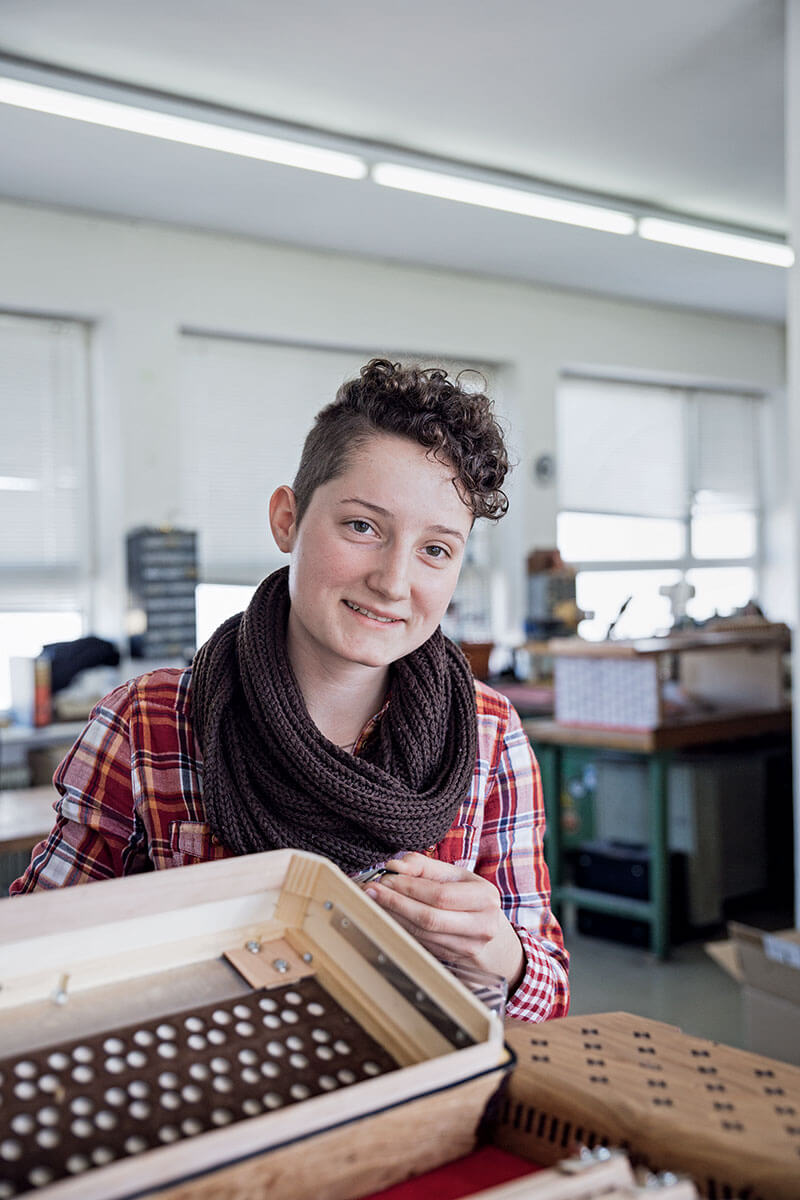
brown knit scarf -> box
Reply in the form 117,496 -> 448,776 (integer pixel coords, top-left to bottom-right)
191,567 -> 477,874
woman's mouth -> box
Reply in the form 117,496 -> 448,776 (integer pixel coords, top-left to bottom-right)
343,600 -> 402,624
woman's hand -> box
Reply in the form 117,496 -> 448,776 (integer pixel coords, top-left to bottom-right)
365,852 -> 525,991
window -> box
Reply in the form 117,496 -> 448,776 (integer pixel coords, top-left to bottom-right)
556,375 -> 762,640
0,314 -> 92,710
179,335 -> 383,586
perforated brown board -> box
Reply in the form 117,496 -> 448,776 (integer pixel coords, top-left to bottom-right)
494,1012 -> 800,1200
0,978 -> 401,1197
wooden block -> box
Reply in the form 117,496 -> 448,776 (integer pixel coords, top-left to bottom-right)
494,1012 -> 800,1200
224,936 -> 316,989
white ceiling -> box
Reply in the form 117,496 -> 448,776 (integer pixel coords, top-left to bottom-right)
0,0 -> 789,320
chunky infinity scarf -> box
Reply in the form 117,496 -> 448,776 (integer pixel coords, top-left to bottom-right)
191,566 -> 477,874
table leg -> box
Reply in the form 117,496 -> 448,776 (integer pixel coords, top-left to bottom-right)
647,751 -> 671,960
535,742 -> 563,920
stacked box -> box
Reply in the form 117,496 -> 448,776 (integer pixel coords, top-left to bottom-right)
126,527 -> 197,661
554,655 -> 661,728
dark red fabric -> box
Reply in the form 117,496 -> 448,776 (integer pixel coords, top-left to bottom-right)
359,1146 -> 541,1199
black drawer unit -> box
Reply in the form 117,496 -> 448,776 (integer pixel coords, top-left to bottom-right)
126,527 -> 198,661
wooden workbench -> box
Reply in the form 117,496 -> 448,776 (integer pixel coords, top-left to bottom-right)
0,785 -> 56,854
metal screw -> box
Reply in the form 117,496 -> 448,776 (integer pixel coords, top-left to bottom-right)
377,953 -> 386,965
245,940 -> 261,954
52,973 -> 70,1006
272,958 -> 289,973
302,952 -> 313,964
455,1030 -> 467,1043
340,917 -> 350,929
415,990 -> 425,1003
323,900 -> 333,910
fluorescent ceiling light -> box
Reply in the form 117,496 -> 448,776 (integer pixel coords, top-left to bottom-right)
372,163 -> 635,235
639,217 -> 793,268
0,77 -> 367,180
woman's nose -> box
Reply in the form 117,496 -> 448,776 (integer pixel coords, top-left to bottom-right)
367,546 -> 411,600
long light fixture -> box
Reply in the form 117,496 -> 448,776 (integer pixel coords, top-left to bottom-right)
372,162 -> 636,235
0,70 -> 794,265
0,77 -> 367,180
639,216 -> 794,268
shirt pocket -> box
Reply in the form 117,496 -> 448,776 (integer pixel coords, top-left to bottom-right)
168,821 -> 231,865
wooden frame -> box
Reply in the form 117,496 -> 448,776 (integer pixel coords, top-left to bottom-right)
0,850 -> 511,1199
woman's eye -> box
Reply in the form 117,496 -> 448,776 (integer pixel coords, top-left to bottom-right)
425,544 -> 449,559
348,519 -> 373,534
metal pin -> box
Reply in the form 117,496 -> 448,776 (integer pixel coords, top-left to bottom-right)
302,952 -> 313,963
323,900 -> 333,910
340,917 -> 350,929
52,973 -> 70,1006
272,958 -> 289,973
245,940 -> 261,954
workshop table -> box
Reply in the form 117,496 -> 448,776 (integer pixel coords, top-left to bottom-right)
524,708 -> 792,959
0,785 -> 56,855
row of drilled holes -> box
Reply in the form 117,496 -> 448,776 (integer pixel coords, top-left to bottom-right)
501,1098 -> 766,1200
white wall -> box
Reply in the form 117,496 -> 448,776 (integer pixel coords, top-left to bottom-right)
0,198 -> 787,641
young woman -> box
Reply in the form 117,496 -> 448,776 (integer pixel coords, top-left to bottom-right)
12,359 -> 569,1023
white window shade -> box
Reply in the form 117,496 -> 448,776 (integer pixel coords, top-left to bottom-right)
557,377 -> 688,519
0,314 -> 91,611
692,391 -> 759,511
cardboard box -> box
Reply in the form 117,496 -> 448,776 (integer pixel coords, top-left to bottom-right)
707,922 -> 800,1066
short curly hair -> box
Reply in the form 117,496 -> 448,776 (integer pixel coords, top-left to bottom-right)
292,358 -> 509,525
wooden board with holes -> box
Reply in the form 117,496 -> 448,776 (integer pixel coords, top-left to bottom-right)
494,1012 -> 800,1200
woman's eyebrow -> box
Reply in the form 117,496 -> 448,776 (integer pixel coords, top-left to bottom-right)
339,498 -> 465,543
339,496 -> 391,517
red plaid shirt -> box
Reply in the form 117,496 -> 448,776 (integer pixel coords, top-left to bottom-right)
11,668 -> 569,1022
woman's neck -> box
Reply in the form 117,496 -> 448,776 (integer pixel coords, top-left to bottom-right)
287,631 -> 390,748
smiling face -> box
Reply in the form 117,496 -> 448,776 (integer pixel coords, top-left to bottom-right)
269,433 -> 473,683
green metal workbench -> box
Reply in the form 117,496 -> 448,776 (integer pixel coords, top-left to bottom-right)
525,709 -> 791,960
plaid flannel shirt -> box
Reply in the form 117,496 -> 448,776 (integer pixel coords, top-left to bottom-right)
11,668 -> 569,1022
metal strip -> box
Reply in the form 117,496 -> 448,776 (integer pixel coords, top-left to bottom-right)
328,905 -> 475,1048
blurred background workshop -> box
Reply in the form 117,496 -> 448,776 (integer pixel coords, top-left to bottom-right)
1,0 -> 799,1106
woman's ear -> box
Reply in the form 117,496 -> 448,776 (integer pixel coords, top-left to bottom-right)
269,486 -> 298,553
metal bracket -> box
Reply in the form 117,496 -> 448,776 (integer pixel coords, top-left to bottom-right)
327,905 -> 475,1049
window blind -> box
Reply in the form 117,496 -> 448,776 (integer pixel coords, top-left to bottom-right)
0,314 -> 91,611
557,376 -> 687,519
691,391 -> 759,511
557,376 -> 761,519
179,337 -> 494,585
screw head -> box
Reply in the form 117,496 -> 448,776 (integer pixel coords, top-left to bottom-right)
272,959 -> 289,973
245,940 -> 261,954
302,952 -> 313,963
323,900 -> 333,910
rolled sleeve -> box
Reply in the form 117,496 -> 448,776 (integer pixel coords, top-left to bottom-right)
476,703 -> 569,1022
